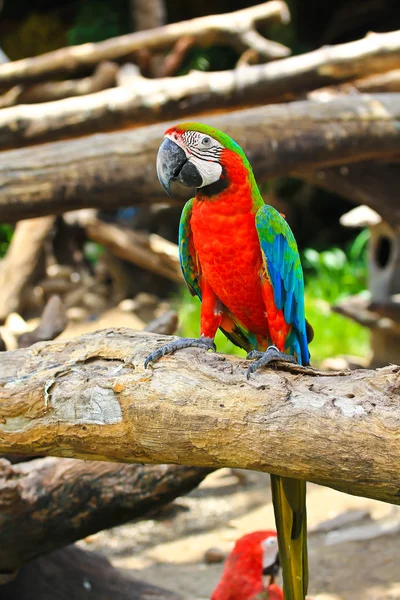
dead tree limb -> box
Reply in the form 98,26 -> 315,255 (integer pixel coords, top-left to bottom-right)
1,31 -> 399,149
0,545 -> 182,600
0,62 -> 119,109
85,218 -> 183,283
298,162 -> 400,227
0,329 -> 399,506
308,68 -> 400,100
0,457 -> 211,572
0,94 -> 398,222
0,2 -> 290,88
0,217 -> 55,322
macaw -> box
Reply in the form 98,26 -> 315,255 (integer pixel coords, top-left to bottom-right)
211,531 -> 282,600
145,123 -> 313,600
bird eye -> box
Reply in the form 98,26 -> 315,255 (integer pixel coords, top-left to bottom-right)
202,136 -> 211,147
265,537 -> 277,547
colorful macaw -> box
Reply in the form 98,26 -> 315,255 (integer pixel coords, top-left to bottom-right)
145,123 -> 313,600
211,531 -> 282,600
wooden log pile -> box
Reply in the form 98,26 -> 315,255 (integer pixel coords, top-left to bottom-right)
0,2 -> 399,597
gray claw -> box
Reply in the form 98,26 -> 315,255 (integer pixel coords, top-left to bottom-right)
246,346 -> 297,379
144,336 -> 216,369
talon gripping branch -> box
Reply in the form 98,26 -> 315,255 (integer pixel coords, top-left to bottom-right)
146,123 -> 314,600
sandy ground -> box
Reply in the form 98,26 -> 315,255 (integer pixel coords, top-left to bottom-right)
79,468 -> 400,600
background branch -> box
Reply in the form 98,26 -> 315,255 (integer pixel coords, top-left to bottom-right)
0,1 -> 290,87
0,94 -> 398,222
0,30 -> 398,149
0,457 -> 211,572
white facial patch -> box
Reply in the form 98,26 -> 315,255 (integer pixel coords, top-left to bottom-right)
168,130 -> 224,188
189,155 -> 222,187
261,536 -> 279,570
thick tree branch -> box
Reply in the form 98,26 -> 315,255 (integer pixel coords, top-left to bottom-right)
298,162 -> 400,226
0,545 -> 182,599
0,217 -> 55,322
0,62 -> 119,109
0,94 -> 398,222
0,2 -> 290,88
84,218 -> 182,283
0,31 -> 399,149
0,329 -> 399,506
0,457 -> 211,572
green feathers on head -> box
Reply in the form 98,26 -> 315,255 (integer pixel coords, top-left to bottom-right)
177,122 -> 247,159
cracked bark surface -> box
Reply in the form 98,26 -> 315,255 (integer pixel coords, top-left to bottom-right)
0,329 -> 399,506
0,457 -> 211,572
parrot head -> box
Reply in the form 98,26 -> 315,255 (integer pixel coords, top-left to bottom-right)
211,530 -> 281,600
156,123 -> 249,197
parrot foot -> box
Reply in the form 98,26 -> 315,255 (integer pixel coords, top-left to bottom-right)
144,336 -> 216,368
246,346 -> 297,379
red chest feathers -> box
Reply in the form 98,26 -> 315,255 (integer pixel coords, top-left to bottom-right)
190,195 -> 268,334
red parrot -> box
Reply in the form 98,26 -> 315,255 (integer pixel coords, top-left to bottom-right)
145,123 -> 313,599
211,531 -> 282,600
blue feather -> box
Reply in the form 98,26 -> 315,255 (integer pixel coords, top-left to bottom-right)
256,205 -> 310,365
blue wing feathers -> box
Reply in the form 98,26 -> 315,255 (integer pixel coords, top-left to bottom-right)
256,205 -> 310,366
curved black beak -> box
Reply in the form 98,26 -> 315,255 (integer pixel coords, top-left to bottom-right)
156,137 -> 187,197
156,137 -> 202,197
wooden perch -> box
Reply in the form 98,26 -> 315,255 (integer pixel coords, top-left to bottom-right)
0,329 -> 399,506
85,218 -> 183,283
1,30 -> 399,149
0,457 -> 211,572
0,2 -> 290,88
0,217 -> 55,323
0,545 -> 182,600
0,94 -> 399,222
0,62 -> 119,109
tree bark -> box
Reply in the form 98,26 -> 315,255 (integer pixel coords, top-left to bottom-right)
0,62 -> 119,109
298,162 -> 400,227
0,30 -> 399,150
131,0 -> 166,31
0,545 -> 182,599
0,94 -> 399,222
0,217 -> 55,322
85,218 -> 183,283
308,68 -> 400,100
0,329 -> 399,506
0,456 -> 211,572
0,2 -> 290,88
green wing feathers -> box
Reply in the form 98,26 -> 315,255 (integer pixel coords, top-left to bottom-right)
179,198 -> 201,299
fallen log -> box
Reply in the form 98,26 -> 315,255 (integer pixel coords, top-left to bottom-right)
0,1 -> 290,89
0,457 -> 211,572
0,62 -> 119,109
85,218 -> 183,283
1,30 -> 399,149
0,545 -> 182,599
0,329 -> 399,506
0,217 -> 55,323
0,94 -> 399,222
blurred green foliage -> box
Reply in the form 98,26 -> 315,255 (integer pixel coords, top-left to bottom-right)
67,0 -> 129,45
83,241 -> 104,264
0,224 -> 13,258
175,231 -> 370,364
